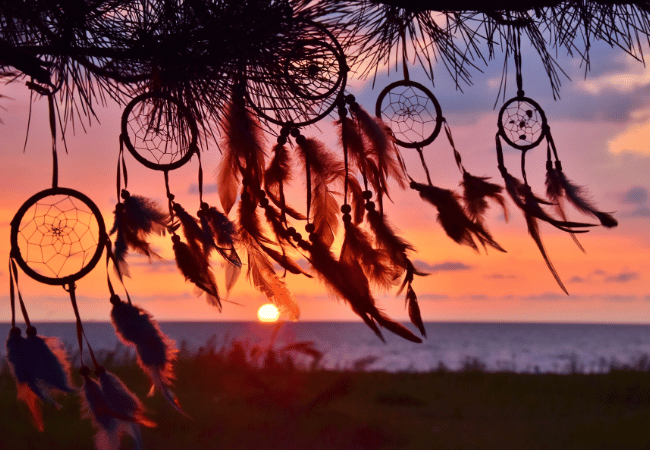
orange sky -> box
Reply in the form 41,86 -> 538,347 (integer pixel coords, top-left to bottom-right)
1,42 -> 649,324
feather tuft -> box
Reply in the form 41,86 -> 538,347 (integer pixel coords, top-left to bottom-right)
406,285 -> 426,338
461,172 -> 508,223
172,235 -> 221,308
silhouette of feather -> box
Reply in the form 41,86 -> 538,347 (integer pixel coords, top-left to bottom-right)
172,235 -> 221,309
406,285 -> 426,338
308,237 -> 422,343
347,176 -> 366,225
411,181 -> 506,253
97,368 -> 156,428
354,105 -> 407,190
547,167 -> 618,228
461,172 -> 507,223
545,167 -> 585,252
199,205 -> 242,267
110,297 -> 186,416
366,208 -> 414,272
341,222 -> 400,289
259,243 -> 311,277
173,203 -> 214,256
109,192 -> 168,278
338,116 -> 369,178
264,142 -> 305,220
312,181 -> 339,248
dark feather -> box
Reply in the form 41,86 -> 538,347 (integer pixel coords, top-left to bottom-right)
406,285 -> 426,338
98,369 -> 156,428
199,207 -> 242,266
346,176 -> 366,225
264,143 -> 305,220
259,243 -> 311,277
545,168 -> 586,252
174,203 -> 214,256
338,116 -> 369,178
553,168 -> 618,228
312,181 -> 339,248
411,181 -> 506,253
110,297 -> 186,416
308,237 -> 422,343
461,172 -> 508,223
172,236 -> 221,309
366,208 -> 414,272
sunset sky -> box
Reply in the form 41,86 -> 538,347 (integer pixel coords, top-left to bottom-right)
1,40 -> 649,324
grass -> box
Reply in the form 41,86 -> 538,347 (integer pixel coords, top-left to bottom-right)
3,340 -> 650,450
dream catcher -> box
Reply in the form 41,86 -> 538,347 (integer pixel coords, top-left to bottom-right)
5,85 -> 170,446
494,31 -> 617,293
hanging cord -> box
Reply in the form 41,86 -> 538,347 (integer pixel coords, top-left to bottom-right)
520,150 -> 529,185
401,23 -> 410,82
164,170 -> 175,221
195,143 -> 204,206
514,28 -> 524,97
116,135 -> 129,202
416,147 -> 433,185
293,128 -> 312,224
105,238 -> 133,305
66,282 -> 100,370
444,119 -> 465,175
338,98 -> 350,204
9,258 -> 31,329
48,92 -> 58,188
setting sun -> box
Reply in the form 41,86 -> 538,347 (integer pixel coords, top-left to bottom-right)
257,303 -> 280,323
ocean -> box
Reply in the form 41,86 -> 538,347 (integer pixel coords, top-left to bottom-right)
2,321 -> 650,374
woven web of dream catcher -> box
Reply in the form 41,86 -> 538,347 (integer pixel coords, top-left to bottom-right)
380,85 -> 438,146
15,195 -> 101,279
286,39 -> 342,101
123,95 -> 194,168
501,99 -> 544,148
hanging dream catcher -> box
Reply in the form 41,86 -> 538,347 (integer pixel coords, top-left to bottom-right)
246,19 -> 348,128
495,31 -> 617,294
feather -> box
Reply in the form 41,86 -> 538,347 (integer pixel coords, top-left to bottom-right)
264,143 -> 305,220
461,172 -> 508,223
366,208 -> 414,272
353,105 -> 407,189
238,190 -> 274,246
406,285 -> 426,338
110,297 -> 186,416
346,176 -> 366,225
502,171 -> 595,232
545,168 -> 585,252
220,94 -> 267,202
6,328 -> 43,431
109,191 -> 168,279
262,202 -> 295,247
338,116 -> 369,178
340,222 -> 399,289
173,203 -> 215,256
24,331 -> 73,400
200,204 -> 242,267
550,167 -> 618,228
411,181 -> 506,253
259,243 -> 311,277
98,369 -> 156,428
172,235 -> 221,308
307,237 -> 422,343
312,181 -> 339,248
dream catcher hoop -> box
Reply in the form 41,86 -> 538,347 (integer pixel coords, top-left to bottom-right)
10,187 -> 107,286
375,79 -> 443,149
246,19 -> 347,127
121,91 -> 199,171
497,95 -> 547,151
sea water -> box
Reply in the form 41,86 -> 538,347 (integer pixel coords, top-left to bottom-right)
2,321 -> 650,374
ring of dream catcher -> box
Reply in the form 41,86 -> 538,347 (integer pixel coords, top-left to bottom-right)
10,188 -> 107,286
375,80 -> 443,149
121,92 -> 198,171
497,96 -> 547,151
246,20 -> 347,127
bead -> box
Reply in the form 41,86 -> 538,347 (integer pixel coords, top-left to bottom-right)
115,202 -> 125,212
345,94 -> 356,104
9,327 -> 21,337
26,326 -> 36,337
294,232 -> 302,241
167,193 -> 175,201
259,198 -> 269,208
305,223 -> 315,233
257,190 -> 266,199
240,191 -> 251,202
201,202 -> 209,210
94,365 -> 106,376
349,102 -> 359,113
242,175 -> 251,186
172,203 -> 181,212
120,189 -> 130,199
342,213 -> 352,222
280,126 -> 291,137
338,107 -> 347,117
362,190 -> 373,200
365,201 -> 375,211
296,134 -> 307,146
340,204 -> 351,214
287,227 -> 296,237
171,234 -> 181,243
277,135 -> 287,145
197,209 -> 204,217
79,366 -> 91,377
309,232 -> 317,242
409,181 -> 417,189
290,128 -> 300,138
110,294 -> 121,305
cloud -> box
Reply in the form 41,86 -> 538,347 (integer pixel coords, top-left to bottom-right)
413,260 -> 473,273
622,186 -> 648,204
570,269 -> 640,284
187,183 -> 220,195
485,273 -> 517,280
605,271 -> 640,283
418,293 -> 450,301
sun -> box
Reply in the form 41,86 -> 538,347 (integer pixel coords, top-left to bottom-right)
257,303 -> 280,323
